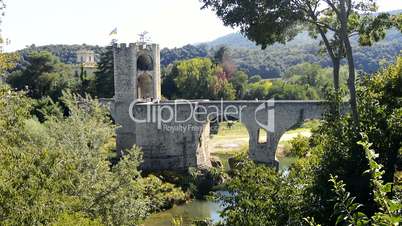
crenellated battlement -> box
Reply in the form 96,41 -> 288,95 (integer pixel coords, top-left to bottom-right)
113,42 -> 159,51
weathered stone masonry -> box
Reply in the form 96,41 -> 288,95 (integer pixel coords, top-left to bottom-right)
107,42 -> 328,171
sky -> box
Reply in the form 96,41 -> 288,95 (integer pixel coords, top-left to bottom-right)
2,0 -> 401,52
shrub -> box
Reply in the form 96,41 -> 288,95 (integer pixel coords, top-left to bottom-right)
287,135 -> 310,158
0,88 -> 151,225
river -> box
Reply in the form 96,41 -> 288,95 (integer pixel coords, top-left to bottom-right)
142,158 -> 295,226
143,198 -> 222,226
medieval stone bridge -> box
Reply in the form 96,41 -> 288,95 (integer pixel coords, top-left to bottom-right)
106,42 -> 329,171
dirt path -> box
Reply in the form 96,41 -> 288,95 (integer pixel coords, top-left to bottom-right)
210,137 -> 249,153
209,122 -> 312,155
279,131 -> 312,142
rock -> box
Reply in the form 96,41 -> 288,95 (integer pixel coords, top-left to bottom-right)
192,219 -> 213,226
210,156 -> 223,169
228,156 -> 238,170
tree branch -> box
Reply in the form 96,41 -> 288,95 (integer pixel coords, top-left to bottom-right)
323,0 -> 340,15
317,25 -> 337,61
346,0 -> 352,17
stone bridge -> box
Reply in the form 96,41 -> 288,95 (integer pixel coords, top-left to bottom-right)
107,42 -> 329,171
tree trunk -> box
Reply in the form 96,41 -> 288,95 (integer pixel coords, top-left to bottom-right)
339,0 -> 360,128
344,38 -> 359,126
332,58 -> 341,116
333,58 -> 340,92
317,30 -> 341,92
308,7 -> 342,96
316,29 -> 342,116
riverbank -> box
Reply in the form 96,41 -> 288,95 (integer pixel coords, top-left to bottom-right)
142,121 -> 318,225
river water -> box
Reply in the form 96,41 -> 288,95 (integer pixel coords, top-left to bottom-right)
143,199 -> 223,226
143,158 -> 295,226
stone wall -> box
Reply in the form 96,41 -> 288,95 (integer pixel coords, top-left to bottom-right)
126,100 -> 328,170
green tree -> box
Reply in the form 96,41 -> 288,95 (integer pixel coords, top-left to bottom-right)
7,51 -> 77,100
161,64 -> 179,99
213,46 -> 229,65
229,70 -> 248,99
284,63 -> 349,98
215,159 -> 309,225
0,52 -> 18,75
244,80 -> 272,100
248,75 -> 262,83
316,137 -> 401,226
216,56 -> 402,225
94,46 -> 114,98
170,58 -> 236,100
0,88 -> 151,225
268,80 -> 319,100
213,46 -> 237,79
200,0 -> 345,92
200,0 -> 401,126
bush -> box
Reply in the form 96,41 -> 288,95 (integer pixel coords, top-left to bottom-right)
215,57 -> 402,225
50,212 -> 103,226
287,135 -> 310,158
0,87 -> 152,225
140,175 -> 187,211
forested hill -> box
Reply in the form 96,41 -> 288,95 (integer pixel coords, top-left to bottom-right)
196,28 -> 402,78
203,31 -> 316,49
20,44 -> 105,64
205,9 -> 402,49
20,12 -> 401,79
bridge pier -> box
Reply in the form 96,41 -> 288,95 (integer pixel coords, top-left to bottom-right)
119,101 -> 328,171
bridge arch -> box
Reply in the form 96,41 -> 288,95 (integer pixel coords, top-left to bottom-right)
207,115 -> 250,170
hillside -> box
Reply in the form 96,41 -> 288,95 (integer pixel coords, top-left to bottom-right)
204,9 -> 402,49
20,44 -> 105,64
198,28 -> 402,78
203,31 -> 318,49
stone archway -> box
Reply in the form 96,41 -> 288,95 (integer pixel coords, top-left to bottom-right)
137,54 -> 154,71
137,73 -> 153,99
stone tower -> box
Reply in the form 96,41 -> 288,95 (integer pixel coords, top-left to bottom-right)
113,42 -> 161,153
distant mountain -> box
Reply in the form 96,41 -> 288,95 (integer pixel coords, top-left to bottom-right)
197,18 -> 402,78
204,33 -> 256,49
203,9 -> 402,49
378,9 -> 402,15
203,31 -> 319,49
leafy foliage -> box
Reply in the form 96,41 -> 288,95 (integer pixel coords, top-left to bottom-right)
329,175 -> 369,225
215,56 -> 402,225
161,44 -> 209,66
326,136 -> 401,226
140,175 -> 186,212
162,58 -> 235,100
0,87 -> 185,225
6,51 -> 78,100
94,46 -> 114,98
288,135 -> 310,158
20,44 -> 103,65
0,52 -> 19,75
359,135 -> 402,225
215,160 -> 304,226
